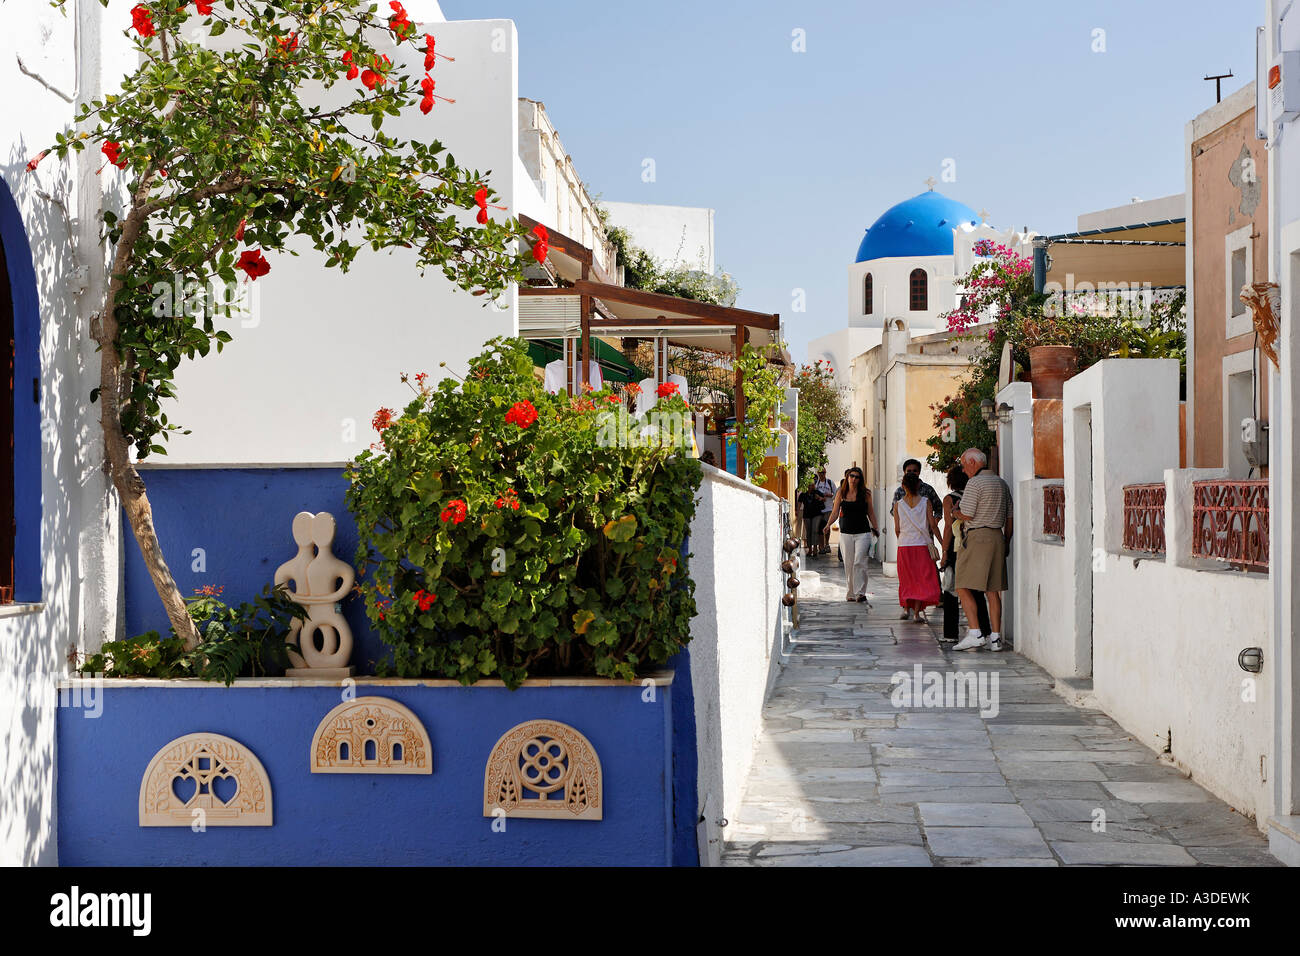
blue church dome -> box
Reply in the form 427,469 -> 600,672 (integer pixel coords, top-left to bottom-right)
855,191 -> 980,263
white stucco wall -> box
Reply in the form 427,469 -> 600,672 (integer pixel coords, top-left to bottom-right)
162,18 -> 523,464
686,466 -> 785,861
602,201 -> 715,275
0,0 -> 138,865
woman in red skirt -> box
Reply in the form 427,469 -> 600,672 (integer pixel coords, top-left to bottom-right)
892,472 -> 943,623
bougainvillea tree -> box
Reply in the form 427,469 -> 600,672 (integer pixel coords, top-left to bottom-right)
793,358 -> 850,485
34,1 -> 535,647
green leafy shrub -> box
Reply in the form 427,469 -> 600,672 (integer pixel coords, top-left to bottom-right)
346,338 -> 702,688
78,585 -> 303,686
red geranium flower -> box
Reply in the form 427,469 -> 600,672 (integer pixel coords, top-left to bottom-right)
439,499 -> 467,524
371,407 -> 395,432
237,248 -> 270,280
656,381 -> 679,398
604,394 -> 621,404
101,141 -> 128,169
375,598 -> 390,621
504,400 -> 538,429
130,4 -> 155,38
412,588 -> 436,611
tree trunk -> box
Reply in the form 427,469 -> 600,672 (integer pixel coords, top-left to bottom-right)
97,170 -> 202,650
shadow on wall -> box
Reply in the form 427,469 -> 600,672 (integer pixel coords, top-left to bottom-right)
0,149 -> 80,865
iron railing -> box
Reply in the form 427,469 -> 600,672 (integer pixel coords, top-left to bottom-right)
1042,484 -> 1065,540
1191,479 -> 1268,571
1122,483 -> 1166,554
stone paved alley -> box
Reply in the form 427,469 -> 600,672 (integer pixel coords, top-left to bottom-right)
721,556 -> 1278,867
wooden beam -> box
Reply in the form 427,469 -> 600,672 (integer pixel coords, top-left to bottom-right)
573,280 -> 780,330
734,325 -> 749,479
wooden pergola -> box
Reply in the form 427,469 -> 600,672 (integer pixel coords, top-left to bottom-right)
516,216 -> 784,478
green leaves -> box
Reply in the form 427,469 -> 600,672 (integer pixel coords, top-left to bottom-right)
347,338 -> 702,689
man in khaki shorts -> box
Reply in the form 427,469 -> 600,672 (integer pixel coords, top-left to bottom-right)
951,448 -> 1012,652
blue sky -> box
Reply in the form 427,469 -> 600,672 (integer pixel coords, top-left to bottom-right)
443,0 -> 1261,361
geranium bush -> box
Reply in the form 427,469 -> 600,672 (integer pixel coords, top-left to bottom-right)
346,338 -> 702,688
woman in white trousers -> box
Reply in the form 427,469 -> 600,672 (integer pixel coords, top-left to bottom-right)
824,467 -> 878,602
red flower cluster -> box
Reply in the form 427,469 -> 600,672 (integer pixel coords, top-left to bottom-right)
101,141 -> 128,169
572,397 -> 595,412
193,584 -> 224,596
237,248 -> 270,280
656,381 -> 679,398
414,372 -> 428,387
440,499 -> 468,524
360,55 -> 392,91
624,382 -> 642,395
341,51 -> 359,80
372,407 -> 395,432
504,400 -> 538,429
130,4 -> 155,38
375,598 -> 390,621
494,489 -> 520,511
412,588 -> 436,611
531,224 -> 549,264
389,2 -> 415,40
604,394 -> 621,404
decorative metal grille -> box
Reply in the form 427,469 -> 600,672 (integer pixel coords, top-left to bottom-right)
1191,479 -> 1268,571
1122,483 -> 1166,554
1042,484 -> 1065,540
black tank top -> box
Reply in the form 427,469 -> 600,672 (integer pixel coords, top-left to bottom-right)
839,493 -> 871,534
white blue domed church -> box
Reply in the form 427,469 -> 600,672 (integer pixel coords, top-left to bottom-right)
808,188 -> 1035,485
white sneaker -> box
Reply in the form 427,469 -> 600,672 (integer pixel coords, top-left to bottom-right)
953,632 -> 986,652
987,633 -> 1005,652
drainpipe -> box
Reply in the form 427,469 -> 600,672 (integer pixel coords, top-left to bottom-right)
1033,238 -> 1048,295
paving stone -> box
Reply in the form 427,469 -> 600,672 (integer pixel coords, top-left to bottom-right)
916,803 -> 1035,828
1186,846 -> 1285,866
1103,782 -> 1212,804
925,826 -> 1052,858
740,844 -> 933,867
881,786 -> 1017,805
1037,821 -> 1174,844
939,857 -> 1060,867
1051,842 -> 1197,866
1007,781 -> 1110,800
996,761 -> 1106,781
879,771 -> 1008,788
1019,799 -> 1152,824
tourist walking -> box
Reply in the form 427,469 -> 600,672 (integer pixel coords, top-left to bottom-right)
797,479 -> 827,555
814,467 -> 836,555
892,458 -> 943,521
940,465 -> 991,643
951,448 -> 1013,652
824,467 -> 877,603
893,472 -> 942,622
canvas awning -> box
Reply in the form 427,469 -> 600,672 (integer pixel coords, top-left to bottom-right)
1037,219 -> 1186,291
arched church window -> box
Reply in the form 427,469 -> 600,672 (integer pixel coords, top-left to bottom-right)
909,269 -> 928,312
863,274 -> 873,315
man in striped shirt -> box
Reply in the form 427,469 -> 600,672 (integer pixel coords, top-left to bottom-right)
951,448 -> 1013,652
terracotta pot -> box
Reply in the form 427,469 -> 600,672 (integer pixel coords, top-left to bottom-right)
1032,399 -> 1064,479
1028,346 -> 1078,400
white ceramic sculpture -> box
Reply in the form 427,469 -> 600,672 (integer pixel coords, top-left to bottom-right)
274,511 -> 356,678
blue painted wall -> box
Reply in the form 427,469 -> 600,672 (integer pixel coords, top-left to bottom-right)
58,682 -> 674,866
125,467 -> 390,671
0,179 -> 43,602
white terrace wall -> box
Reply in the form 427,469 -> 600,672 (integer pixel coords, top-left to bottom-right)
1005,358 -> 1274,824
687,466 -> 786,860
0,0 -> 138,866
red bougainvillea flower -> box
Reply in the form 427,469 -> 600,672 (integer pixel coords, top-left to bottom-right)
439,499 -> 468,524
412,588 -> 436,611
371,407 -> 395,432
237,248 -> 270,280
504,399 -> 538,429
101,141 -> 128,169
656,381 -> 679,398
531,224 -> 549,264
25,151 -> 46,172
234,218 -> 246,242
130,4 -> 155,38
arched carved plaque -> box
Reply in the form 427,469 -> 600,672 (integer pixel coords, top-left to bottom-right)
139,733 -> 272,827
483,720 -> 602,821
310,697 -> 432,774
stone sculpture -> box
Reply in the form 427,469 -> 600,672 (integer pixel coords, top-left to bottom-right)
275,511 -> 356,678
